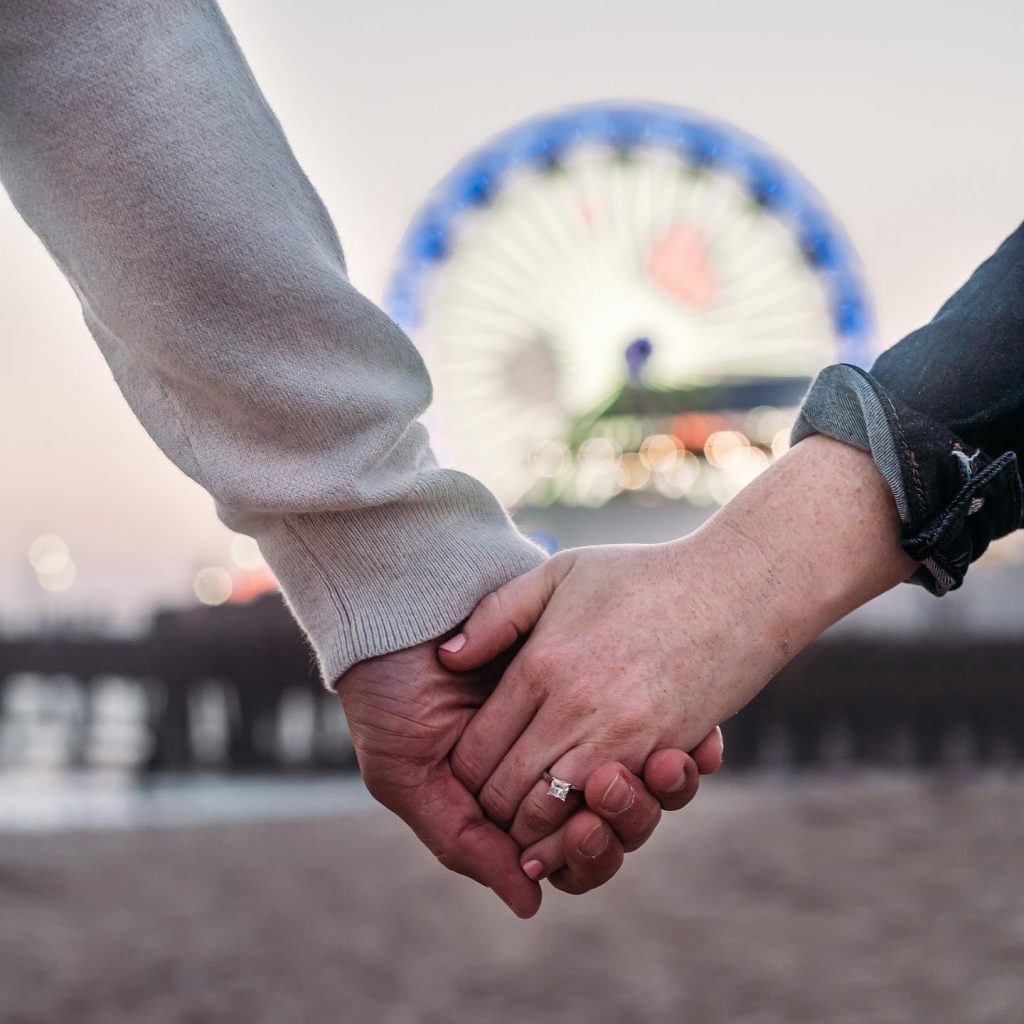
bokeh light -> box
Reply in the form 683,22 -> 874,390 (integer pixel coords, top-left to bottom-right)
617,453 -> 651,491
193,567 -> 233,606
578,437 -> 620,470
771,428 -> 792,459
653,450 -> 701,499
28,534 -> 70,576
230,535 -> 266,572
639,434 -> 680,472
746,406 -> 793,446
529,439 -> 572,479
723,445 -> 770,485
704,430 -> 750,468
37,560 -> 77,593
28,534 -> 76,593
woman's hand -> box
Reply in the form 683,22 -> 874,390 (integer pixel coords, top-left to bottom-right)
439,436 -> 916,854
438,537 -> 768,851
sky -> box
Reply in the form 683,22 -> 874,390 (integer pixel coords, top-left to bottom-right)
1,0 -> 1022,625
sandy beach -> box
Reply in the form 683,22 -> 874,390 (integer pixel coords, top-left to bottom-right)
2,772 -> 1021,1024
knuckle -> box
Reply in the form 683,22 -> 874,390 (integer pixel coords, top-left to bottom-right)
515,799 -> 559,840
518,644 -> 557,681
431,817 -> 487,878
480,779 -> 517,827
450,744 -> 486,792
574,738 -> 630,773
613,707 -> 651,738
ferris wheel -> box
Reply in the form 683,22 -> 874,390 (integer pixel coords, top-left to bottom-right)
387,102 -> 873,509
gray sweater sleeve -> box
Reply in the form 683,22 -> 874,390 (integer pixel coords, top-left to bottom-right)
0,0 -> 544,683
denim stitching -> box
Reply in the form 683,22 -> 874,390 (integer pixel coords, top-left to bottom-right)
878,383 -> 926,519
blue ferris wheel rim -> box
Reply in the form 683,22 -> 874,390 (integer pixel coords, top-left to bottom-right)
386,100 -> 874,368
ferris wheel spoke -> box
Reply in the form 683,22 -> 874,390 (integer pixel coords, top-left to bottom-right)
692,173 -> 745,241
702,306 -> 826,341
441,241 -> 591,331
524,175 -> 593,256
701,275 -> 818,321
701,275 -> 824,328
714,224 -> 800,285
714,251 -> 811,300
510,175 -> 598,273
649,156 -> 686,246
492,195 -> 607,311
465,245 -> 613,332
704,207 -> 779,275
449,235 -> 548,303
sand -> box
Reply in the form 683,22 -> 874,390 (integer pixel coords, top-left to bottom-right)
1,772 -> 1022,1024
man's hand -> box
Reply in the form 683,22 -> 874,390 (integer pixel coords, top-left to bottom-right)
337,642 -> 540,917
336,641 -> 722,915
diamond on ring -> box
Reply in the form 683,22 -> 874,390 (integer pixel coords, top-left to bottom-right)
546,777 -> 573,801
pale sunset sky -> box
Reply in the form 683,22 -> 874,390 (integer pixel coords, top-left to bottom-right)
1,0 -> 1021,625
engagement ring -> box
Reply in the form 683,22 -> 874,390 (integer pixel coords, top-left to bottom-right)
543,771 -> 581,802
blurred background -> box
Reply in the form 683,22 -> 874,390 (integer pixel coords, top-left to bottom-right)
1,1 -> 1022,1022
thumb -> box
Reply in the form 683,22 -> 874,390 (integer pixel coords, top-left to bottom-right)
438,556 -> 570,671
690,726 -> 725,775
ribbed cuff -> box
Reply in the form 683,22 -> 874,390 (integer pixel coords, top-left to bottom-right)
252,470 -> 546,687
792,364 -> 1023,594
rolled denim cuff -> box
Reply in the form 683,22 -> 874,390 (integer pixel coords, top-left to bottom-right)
791,364 -> 1023,594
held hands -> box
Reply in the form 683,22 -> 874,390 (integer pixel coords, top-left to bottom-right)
437,436 -> 917,881
336,640 -> 721,917
339,437 -> 912,912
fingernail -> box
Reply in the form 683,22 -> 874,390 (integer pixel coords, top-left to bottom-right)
522,859 -> 545,881
440,633 -> 467,654
665,765 -> 690,794
600,772 -> 634,814
580,823 -> 609,859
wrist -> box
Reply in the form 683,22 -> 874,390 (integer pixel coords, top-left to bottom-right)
696,435 -> 916,661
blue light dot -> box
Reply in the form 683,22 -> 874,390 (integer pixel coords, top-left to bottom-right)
528,531 -> 560,555
461,167 -> 496,206
748,160 -> 786,208
525,127 -> 568,168
802,229 -> 838,269
836,298 -> 864,336
415,222 -> 449,263
685,126 -> 723,166
608,110 -> 646,152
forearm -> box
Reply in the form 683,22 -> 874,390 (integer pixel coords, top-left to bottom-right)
689,435 -> 916,691
0,1 -> 543,681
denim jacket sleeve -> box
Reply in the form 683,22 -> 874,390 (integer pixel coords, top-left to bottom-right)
792,221 -> 1024,594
